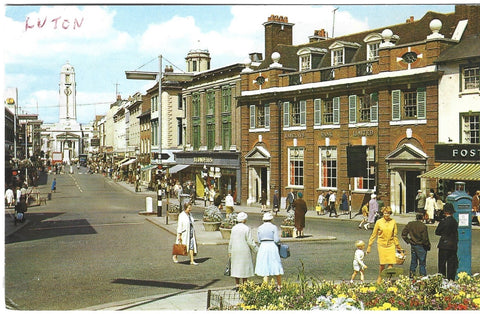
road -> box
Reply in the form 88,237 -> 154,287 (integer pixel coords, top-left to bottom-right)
5,169 -> 480,310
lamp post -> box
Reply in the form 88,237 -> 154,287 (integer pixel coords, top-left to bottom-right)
125,55 -> 163,216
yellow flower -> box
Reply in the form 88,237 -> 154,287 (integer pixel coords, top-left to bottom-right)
473,298 -> 480,307
368,286 -> 377,292
337,293 -> 347,299
387,287 -> 398,293
360,287 -> 369,293
383,302 -> 392,309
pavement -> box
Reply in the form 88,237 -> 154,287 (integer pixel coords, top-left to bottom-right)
5,174 -> 478,311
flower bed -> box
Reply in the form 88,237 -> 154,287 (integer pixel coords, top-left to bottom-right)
231,272 -> 480,311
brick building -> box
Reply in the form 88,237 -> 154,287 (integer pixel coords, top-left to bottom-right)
237,6 -> 480,213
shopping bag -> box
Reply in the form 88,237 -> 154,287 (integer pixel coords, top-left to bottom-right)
172,243 -> 188,256
278,244 -> 290,258
224,258 -> 231,276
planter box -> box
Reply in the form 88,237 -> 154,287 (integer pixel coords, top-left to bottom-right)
219,227 -> 231,240
281,225 -> 294,238
203,221 -> 221,231
167,212 -> 179,221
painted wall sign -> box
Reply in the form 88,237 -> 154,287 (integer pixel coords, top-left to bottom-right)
193,157 -> 213,163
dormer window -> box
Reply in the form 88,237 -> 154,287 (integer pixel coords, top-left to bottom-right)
297,47 -> 327,71
329,41 -> 361,67
363,33 -> 383,61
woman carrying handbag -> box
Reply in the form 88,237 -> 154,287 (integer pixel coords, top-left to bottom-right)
173,203 -> 198,265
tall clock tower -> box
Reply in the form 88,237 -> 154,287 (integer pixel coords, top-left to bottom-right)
59,61 -> 77,122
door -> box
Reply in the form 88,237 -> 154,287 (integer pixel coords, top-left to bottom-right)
406,171 -> 420,212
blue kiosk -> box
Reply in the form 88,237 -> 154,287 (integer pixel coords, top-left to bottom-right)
446,182 -> 472,276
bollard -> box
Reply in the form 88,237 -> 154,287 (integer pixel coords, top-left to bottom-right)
157,189 -> 162,217
48,192 -> 52,200
146,197 -> 153,213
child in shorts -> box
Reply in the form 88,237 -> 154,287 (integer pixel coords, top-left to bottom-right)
351,240 -> 367,283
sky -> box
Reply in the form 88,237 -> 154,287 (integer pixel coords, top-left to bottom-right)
2,2 -> 457,124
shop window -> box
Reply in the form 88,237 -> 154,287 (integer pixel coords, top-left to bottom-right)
288,147 -> 304,187
319,147 -> 337,189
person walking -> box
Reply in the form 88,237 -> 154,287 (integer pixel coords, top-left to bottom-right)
341,191 -> 349,215
316,191 -> 325,215
366,206 -> 403,284
350,240 -> 368,283
51,178 -> 57,193
5,186 -> 15,207
328,191 -> 338,217
272,190 -> 280,216
260,189 -> 267,212
173,203 -> 198,265
286,189 -> 295,213
424,192 -> 438,224
225,191 -> 234,217
364,194 -> 378,230
358,202 -> 369,229
401,213 -> 431,277
416,189 -> 426,213
228,212 -> 258,290
435,203 -> 458,281
255,212 -> 283,290
293,192 -> 308,238
472,190 -> 480,225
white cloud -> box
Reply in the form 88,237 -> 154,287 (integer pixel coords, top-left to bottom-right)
4,6 -> 134,63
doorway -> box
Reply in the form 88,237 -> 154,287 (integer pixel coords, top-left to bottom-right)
406,171 -> 420,212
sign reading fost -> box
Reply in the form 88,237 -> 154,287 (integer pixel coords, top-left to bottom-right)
435,144 -> 480,162
193,157 -> 213,163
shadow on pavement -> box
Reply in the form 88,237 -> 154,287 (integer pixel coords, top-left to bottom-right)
111,279 -> 198,289
5,213 -> 97,244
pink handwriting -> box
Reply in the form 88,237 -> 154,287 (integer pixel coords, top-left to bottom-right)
25,16 -> 84,31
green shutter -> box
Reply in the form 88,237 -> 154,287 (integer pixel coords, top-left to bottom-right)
314,99 -> 321,125
283,102 -> 290,127
392,90 -> 401,120
333,97 -> 340,124
349,95 -> 357,123
265,104 -> 270,128
417,87 -> 426,119
300,100 -> 306,126
249,105 -> 255,129
370,92 -> 378,122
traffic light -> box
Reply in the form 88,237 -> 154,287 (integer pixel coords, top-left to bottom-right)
437,179 -> 445,197
11,169 -> 20,176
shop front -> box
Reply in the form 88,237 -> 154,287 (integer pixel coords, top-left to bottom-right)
174,151 -> 241,204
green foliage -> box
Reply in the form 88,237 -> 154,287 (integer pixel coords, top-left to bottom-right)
203,205 -> 222,222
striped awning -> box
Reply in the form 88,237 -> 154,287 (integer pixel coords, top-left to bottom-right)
418,163 -> 480,181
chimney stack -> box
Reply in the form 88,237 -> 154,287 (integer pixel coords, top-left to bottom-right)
263,14 -> 294,64
406,16 -> 414,23
309,28 -> 328,42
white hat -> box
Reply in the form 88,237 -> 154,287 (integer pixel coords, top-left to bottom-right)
237,212 -> 248,222
262,212 -> 274,221
371,194 -> 377,199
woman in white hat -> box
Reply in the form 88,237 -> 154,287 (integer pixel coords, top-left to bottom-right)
228,212 -> 258,290
255,212 -> 284,290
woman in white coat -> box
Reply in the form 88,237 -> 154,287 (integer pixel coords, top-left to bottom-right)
173,203 -> 198,265
228,212 -> 258,289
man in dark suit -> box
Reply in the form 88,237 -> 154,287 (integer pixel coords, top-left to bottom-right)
435,203 -> 458,281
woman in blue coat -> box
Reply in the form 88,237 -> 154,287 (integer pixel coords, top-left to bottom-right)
255,212 -> 283,290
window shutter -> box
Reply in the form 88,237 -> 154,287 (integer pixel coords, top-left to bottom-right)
370,92 -> 378,122
249,105 -> 255,129
265,104 -> 270,128
392,90 -> 401,120
333,97 -> 340,124
417,87 -> 426,119
283,102 -> 290,127
314,99 -> 322,125
300,100 -> 306,126
348,95 -> 357,123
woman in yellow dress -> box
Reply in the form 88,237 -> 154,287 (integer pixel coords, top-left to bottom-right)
366,206 -> 403,283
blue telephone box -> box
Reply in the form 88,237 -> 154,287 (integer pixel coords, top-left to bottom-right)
446,182 -> 472,276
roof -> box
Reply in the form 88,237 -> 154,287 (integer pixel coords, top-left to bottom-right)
258,10 -> 460,70
435,34 -> 480,63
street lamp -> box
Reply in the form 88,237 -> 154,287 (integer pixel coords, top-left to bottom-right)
125,55 -> 163,216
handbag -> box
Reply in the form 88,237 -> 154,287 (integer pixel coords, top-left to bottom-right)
224,258 -> 231,276
278,243 -> 290,258
172,241 -> 188,256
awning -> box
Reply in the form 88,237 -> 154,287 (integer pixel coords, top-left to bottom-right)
418,163 -> 480,181
116,158 -> 129,166
141,164 -> 157,171
121,158 -> 136,167
168,164 -> 190,174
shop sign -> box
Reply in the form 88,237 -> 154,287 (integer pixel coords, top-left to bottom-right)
435,144 -> 480,162
193,157 -> 213,163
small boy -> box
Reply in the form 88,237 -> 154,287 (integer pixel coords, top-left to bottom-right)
351,240 -> 367,283
358,203 -> 369,229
